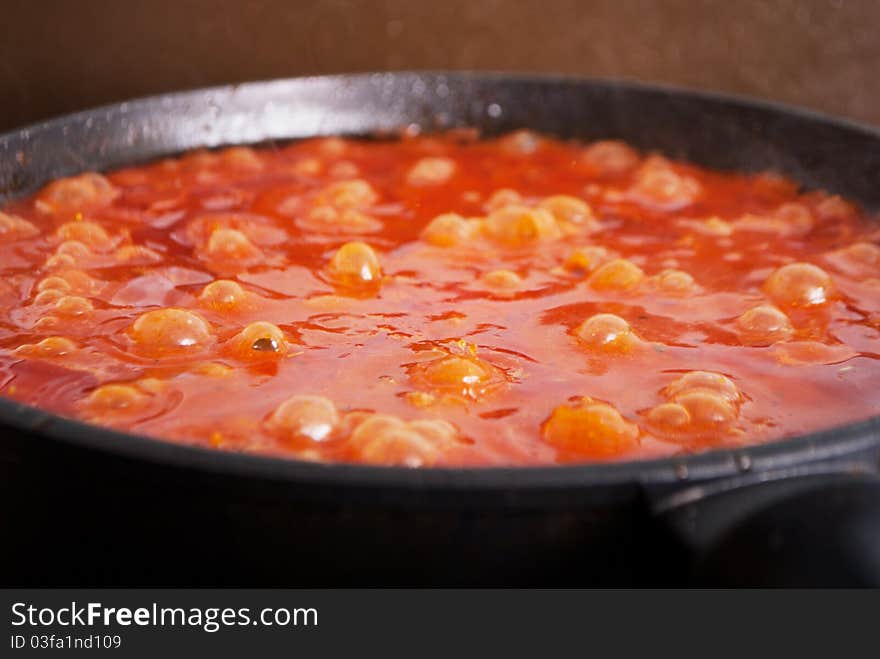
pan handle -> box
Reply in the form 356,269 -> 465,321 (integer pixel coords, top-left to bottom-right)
654,470 -> 880,586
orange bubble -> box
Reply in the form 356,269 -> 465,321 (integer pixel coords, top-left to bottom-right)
481,269 -> 523,291
542,401 -> 639,457
114,245 -> 163,264
348,414 -> 458,467
265,395 -> 340,444
406,157 -> 456,186
35,276 -> 72,294
36,172 -> 119,214
421,213 -> 475,247
483,205 -> 561,246
14,336 -> 78,358
317,179 -> 378,208
328,241 -> 382,288
653,269 -> 697,296
765,262 -> 833,307
199,280 -> 250,312
84,384 -> 150,415
36,270 -> 100,297
675,390 -> 738,430
229,321 -> 288,361
484,188 -> 523,212
538,195 -> 596,227
53,295 -> 93,317
574,313 -> 640,353
205,228 -> 263,262
411,354 -> 502,400
131,308 -> 214,356
220,146 -> 264,170
32,289 -> 65,306
664,371 -> 740,404
587,259 -> 644,292
736,305 -> 793,346
564,246 -> 611,274
629,157 -> 701,209
579,140 -> 640,176
645,403 -> 691,432
55,221 -> 114,250
498,130 -> 542,155
59,243 -> 96,264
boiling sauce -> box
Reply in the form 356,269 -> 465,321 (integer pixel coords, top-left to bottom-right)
0,131 -> 878,466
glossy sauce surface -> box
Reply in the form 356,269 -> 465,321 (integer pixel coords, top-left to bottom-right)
1,131 -> 879,467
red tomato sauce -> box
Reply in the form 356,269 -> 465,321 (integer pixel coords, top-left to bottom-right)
1,131 -> 879,467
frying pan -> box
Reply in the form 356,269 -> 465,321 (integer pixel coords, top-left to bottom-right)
1,72 -> 879,586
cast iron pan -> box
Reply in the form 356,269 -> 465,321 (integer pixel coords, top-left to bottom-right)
1,73 -> 879,586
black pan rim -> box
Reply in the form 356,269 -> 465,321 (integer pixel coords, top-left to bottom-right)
1,71 -> 879,492
4,70 -> 880,148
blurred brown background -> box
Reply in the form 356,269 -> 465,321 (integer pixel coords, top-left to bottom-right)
1,0 -> 878,131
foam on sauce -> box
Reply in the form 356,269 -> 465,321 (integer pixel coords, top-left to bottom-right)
1,131 -> 879,466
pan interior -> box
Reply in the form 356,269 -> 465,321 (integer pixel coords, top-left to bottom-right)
1,73 -> 879,486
